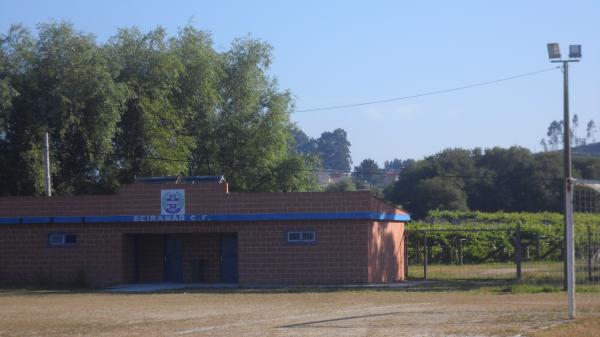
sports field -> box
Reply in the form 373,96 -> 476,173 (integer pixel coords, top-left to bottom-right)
0,288 -> 599,337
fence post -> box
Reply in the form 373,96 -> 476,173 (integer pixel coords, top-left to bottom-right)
423,237 -> 428,281
588,225 -> 593,282
459,238 -> 464,266
515,225 -> 522,282
535,234 -> 541,260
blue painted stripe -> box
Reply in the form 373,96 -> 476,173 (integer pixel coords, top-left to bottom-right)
85,215 -> 132,223
0,217 -> 20,224
53,216 -> 85,223
187,212 -> 410,222
22,217 -> 52,224
0,212 -> 409,225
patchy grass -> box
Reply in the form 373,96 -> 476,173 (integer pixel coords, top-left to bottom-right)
408,261 -> 565,281
532,316 -> 600,337
488,283 -> 600,294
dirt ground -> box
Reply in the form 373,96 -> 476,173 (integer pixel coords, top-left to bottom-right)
0,290 -> 598,337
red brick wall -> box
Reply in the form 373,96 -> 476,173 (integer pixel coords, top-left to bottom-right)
0,183 -> 408,218
368,221 -> 405,283
0,182 -> 408,287
0,220 -> 376,287
0,224 -> 124,287
238,220 -> 368,285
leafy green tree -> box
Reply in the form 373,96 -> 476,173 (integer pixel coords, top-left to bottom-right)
586,120 -> 597,143
386,148 -> 477,216
546,120 -> 563,150
0,23 -> 321,195
384,146 -> 594,217
316,128 -> 351,171
325,176 -> 356,192
1,23 -> 126,195
0,25 -> 39,195
105,27 -> 190,181
412,177 -> 468,217
171,26 -> 222,176
291,126 -> 317,156
211,37 -> 303,191
353,158 -> 381,187
473,147 -> 536,211
384,158 -> 413,171
539,139 -> 548,152
263,154 -> 321,192
532,151 -> 563,211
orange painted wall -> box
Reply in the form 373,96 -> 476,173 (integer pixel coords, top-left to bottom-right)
368,221 -> 405,283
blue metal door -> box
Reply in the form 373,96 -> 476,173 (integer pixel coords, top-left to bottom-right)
220,234 -> 238,283
164,237 -> 183,282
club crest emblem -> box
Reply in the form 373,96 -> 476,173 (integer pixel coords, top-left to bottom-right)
161,189 -> 185,215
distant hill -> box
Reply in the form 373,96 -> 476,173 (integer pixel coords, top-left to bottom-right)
572,142 -> 600,157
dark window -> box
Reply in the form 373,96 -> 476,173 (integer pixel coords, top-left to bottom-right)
287,232 -> 302,242
64,234 -> 77,244
48,233 -> 77,246
287,231 -> 316,243
302,231 -> 315,241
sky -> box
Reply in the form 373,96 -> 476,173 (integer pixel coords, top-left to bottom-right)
1,0 -> 599,166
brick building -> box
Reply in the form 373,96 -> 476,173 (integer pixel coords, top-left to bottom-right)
0,176 -> 409,287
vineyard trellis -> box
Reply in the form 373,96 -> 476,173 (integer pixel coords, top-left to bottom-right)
405,226 -> 565,282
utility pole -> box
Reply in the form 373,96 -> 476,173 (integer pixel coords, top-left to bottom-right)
43,132 -> 52,197
547,42 -> 581,320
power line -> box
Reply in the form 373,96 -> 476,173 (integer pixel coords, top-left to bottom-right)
294,66 -> 561,113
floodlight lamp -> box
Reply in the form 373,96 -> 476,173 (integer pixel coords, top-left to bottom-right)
547,43 -> 561,59
569,45 -> 582,59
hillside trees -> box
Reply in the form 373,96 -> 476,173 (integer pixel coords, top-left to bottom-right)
385,146 -> 600,218
385,148 -> 476,217
541,114 -> 596,151
0,22 -> 318,195
384,158 -> 414,171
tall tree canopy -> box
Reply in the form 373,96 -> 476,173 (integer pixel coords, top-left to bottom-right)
384,158 -> 414,171
352,158 -> 381,187
0,23 -> 126,195
540,114 -> 596,151
291,127 -> 354,174
291,127 -> 317,156
316,128 -> 352,171
0,22 -> 318,195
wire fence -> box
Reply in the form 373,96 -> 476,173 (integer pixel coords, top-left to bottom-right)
405,228 -> 566,284
401,181 -> 600,289
574,184 -> 600,288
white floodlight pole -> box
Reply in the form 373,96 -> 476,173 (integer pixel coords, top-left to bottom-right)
562,56 -> 575,321
548,43 -> 580,320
